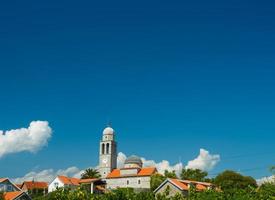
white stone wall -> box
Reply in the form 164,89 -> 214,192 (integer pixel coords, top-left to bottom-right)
106,176 -> 151,190
48,177 -> 64,192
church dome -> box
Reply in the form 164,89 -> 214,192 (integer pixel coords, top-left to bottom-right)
125,155 -> 143,167
103,127 -> 114,135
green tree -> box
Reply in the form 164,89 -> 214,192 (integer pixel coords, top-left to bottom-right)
214,170 -> 257,191
150,174 -> 166,191
81,168 -> 101,179
180,169 -> 208,182
0,192 -> 4,200
164,170 -> 177,179
258,183 -> 275,199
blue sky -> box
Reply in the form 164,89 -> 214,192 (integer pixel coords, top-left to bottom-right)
0,0 -> 275,179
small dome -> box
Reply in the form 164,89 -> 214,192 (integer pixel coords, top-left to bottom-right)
125,155 -> 143,166
103,127 -> 114,135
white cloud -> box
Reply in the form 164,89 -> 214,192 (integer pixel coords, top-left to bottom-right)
257,175 -> 275,186
117,152 -> 127,168
186,148 -> 220,171
0,121 -> 52,158
13,149 -> 220,183
12,166 -> 84,184
117,152 -> 183,177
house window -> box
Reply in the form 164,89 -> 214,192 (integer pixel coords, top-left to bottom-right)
7,185 -> 13,192
126,180 -> 129,185
138,180 -> 141,184
54,182 -> 58,188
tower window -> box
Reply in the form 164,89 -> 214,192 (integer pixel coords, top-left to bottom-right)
106,143 -> 110,154
102,143 -> 105,154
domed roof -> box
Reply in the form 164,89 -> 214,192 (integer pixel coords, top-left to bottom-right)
125,155 -> 143,166
103,126 -> 114,135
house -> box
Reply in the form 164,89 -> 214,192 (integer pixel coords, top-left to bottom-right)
98,126 -> 157,191
79,179 -> 106,194
154,178 -> 215,197
105,155 -> 157,191
48,176 -> 106,194
0,178 -> 31,200
48,176 -> 80,192
19,181 -> 48,196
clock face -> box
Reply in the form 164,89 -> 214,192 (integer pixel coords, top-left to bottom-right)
102,158 -> 108,164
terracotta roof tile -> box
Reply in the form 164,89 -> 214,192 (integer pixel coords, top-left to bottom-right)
196,183 -> 207,191
79,178 -> 100,184
58,176 -> 80,186
170,179 -> 189,190
3,191 -> 23,200
22,181 -> 48,189
107,167 -> 157,178
0,178 -> 8,183
169,179 -> 213,191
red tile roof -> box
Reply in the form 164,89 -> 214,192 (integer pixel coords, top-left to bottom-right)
58,176 -> 80,186
3,191 -> 24,200
0,178 -> 8,183
169,179 -> 213,191
79,178 -> 100,184
21,181 -> 48,190
107,167 -> 157,178
170,179 -> 189,190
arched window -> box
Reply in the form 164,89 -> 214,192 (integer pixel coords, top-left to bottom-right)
106,143 -> 110,154
102,143 -> 105,154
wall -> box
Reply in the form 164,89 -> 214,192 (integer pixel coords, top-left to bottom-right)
106,176 -> 151,190
155,181 -> 188,197
48,177 -> 64,193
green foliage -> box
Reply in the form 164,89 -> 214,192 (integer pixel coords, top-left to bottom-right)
214,170 -> 257,191
164,170 -> 177,179
32,185 -> 275,200
32,168 -> 275,200
81,168 -> 101,179
0,192 -> 4,200
150,174 -> 166,191
258,183 -> 275,199
150,171 -> 178,192
180,169 -> 208,182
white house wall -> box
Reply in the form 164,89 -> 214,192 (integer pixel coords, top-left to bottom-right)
48,177 -> 64,192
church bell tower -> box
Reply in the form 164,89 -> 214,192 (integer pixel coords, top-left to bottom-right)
99,126 -> 117,178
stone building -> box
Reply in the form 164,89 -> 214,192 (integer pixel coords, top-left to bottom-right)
98,126 -> 157,191
154,178 -> 215,197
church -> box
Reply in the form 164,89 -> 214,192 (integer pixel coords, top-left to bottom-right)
98,126 -> 157,191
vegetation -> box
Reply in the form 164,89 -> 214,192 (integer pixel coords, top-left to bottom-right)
150,174 -> 166,191
214,170 -> 257,191
81,168 -> 101,179
164,170 -> 177,179
32,184 -> 275,200
31,169 -> 275,200
180,169 -> 208,182
150,170 -> 178,191
0,192 -> 3,200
